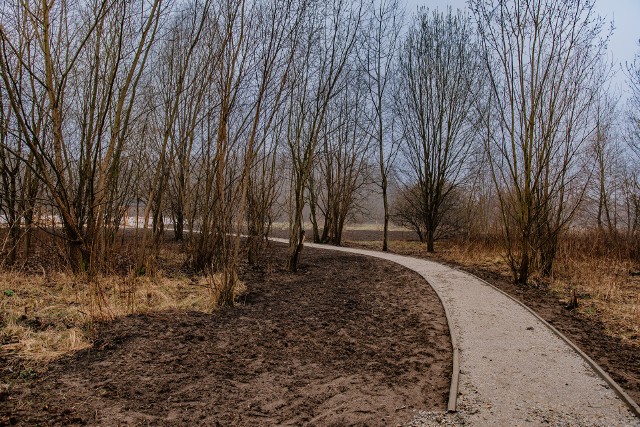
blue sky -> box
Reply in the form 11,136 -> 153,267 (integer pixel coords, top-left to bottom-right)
403,0 -> 640,95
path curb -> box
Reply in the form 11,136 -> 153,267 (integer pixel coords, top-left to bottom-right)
413,269 -> 460,413
453,266 -> 640,419
267,238 -> 461,412
268,238 -> 640,419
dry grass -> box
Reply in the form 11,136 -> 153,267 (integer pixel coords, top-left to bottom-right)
349,234 -> 640,347
0,269 -> 243,364
0,233 -> 249,365
553,237 -> 640,344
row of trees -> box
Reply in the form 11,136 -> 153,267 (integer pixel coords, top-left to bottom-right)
1,0 -> 639,294
392,0 -> 640,285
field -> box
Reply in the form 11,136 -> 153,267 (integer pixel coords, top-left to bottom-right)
2,224 -> 639,423
0,239 -> 451,426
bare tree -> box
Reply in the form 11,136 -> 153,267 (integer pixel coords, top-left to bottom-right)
137,0 -> 212,259
188,0 -> 248,277
0,0 -> 165,273
307,69 -> 372,245
622,170 -> 640,238
627,41 -> 640,156
246,132 -> 283,265
471,0 -> 610,283
391,183 -> 427,243
0,5 -> 45,266
242,0 -> 305,265
0,85 -> 30,266
361,0 -> 403,251
619,42 -> 640,240
392,180 -> 474,244
589,94 -> 620,235
174,0 -> 305,304
285,0 -> 362,271
394,7 -> 482,252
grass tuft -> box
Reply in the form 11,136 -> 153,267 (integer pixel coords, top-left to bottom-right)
0,269 -> 245,363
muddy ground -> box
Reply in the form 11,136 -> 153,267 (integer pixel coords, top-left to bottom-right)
1,243 -> 451,426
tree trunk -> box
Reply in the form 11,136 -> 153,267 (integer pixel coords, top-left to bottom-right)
426,228 -> 435,253
174,208 -> 184,241
308,176 -> 321,243
288,229 -> 305,272
381,158 -> 389,252
68,239 -> 90,274
288,181 -> 305,272
382,196 -> 389,252
7,220 -> 19,266
23,208 -> 34,259
516,251 -> 529,285
540,234 -> 558,278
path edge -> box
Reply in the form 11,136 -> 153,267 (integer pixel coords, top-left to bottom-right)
267,238 -> 461,413
414,270 -> 460,413
452,266 -> 640,419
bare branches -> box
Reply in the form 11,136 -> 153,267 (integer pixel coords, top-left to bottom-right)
360,0 -> 403,251
471,0 -> 611,283
1,0 -> 166,272
0,0 -> 626,295
394,7 -> 482,252
284,0 -> 363,271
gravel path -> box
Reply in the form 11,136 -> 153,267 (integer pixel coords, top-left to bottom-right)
274,239 -> 640,426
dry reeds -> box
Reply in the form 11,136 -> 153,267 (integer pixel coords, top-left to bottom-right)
0,268 -> 238,363
552,232 -> 640,343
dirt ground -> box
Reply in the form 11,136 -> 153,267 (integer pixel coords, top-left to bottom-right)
337,228 -> 640,406
0,243 -> 452,426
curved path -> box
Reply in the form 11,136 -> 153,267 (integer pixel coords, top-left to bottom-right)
272,238 -> 640,426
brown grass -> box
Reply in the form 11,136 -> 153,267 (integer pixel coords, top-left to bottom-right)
0,268 -> 243,363
0,232 -> 253,364
347,233 -> 640,347
552,235 -> 640,344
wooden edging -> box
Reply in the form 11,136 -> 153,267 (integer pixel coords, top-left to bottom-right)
449,348 -> 460,412
454,267 -> 640,419
266,237 -> 640,418
414,272 -> 460,413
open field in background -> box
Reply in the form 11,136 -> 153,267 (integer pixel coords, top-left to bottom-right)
270,222 -> 411,233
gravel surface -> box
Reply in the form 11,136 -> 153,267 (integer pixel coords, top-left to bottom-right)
277,239 -> 640,427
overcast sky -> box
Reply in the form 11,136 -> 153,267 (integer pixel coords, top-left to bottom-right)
403,0 -> 640,95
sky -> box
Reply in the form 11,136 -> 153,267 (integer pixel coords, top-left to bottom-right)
403,0 -> 640,96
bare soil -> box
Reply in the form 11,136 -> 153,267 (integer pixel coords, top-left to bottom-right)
338,228 -> 640,406
0,242 -> 451,426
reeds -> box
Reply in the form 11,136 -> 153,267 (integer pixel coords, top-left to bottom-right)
0,270 -> 226,363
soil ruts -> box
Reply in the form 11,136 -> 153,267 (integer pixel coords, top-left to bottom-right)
1,243 -> 451,426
